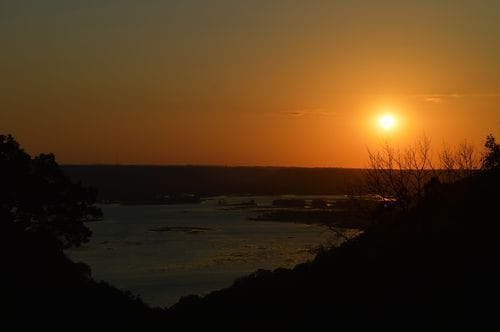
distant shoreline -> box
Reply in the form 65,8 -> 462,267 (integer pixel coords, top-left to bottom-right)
63,165 -> 369,201
62,164 -> 368,170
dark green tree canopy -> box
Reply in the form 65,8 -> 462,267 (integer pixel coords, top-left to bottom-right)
482,134 -> 500,170
0,134 -> 101,248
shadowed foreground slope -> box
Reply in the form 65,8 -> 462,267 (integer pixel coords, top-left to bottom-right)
166,169 -> 500,330
5,138 -> 499,330
4,228 -> 165,331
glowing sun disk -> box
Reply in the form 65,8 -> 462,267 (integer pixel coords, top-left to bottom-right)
379,114 -> 396,130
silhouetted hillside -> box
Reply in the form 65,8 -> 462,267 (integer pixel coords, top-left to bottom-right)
63,166 -> 366,202
166,169 -> 500,330
1,134 -> 165,331
4,226 -> 165,331
8,143 -> 499,330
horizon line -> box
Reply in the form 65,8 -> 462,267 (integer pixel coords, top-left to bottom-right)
61,163 -> 368,170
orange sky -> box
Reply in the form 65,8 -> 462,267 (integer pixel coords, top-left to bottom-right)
1,1 -> 500,167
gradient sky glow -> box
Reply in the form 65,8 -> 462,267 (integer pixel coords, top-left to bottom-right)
1,0 -> 500,167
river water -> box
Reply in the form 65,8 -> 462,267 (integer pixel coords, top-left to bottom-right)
67,196 -> 346,307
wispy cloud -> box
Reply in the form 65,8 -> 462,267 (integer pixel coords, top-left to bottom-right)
283,111 -> 307,117
413,93 -> 500,103
424,97 -> 444,104
279,108 -> 332,117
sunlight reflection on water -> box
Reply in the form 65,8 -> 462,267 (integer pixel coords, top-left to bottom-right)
67,196 -> 348,307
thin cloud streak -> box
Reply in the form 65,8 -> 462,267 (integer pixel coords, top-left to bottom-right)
412,93 -> 500,103
279,108 -> 332,117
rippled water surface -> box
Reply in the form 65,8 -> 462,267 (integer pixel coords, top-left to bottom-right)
68,196 -> 344,307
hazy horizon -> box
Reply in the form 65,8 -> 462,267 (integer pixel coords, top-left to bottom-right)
62,163 -> 368,169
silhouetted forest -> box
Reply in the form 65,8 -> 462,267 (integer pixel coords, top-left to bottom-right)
4,133 -> 500,330
166,167 -> 500,330
1,134 -> 164,331
63,165 -> 366,203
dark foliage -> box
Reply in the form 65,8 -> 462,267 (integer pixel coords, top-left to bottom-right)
63,165 -> 366,202
167,168 -> 500,330
4,226 -> 165,331
5,132 -> 500,331
1,134 -> 101,248
1,134 -> 164,331
482,134 -> 500,170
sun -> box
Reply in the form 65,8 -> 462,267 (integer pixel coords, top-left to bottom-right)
379,114 -> 397,130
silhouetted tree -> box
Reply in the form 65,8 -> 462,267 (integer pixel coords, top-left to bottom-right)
439,140 -> 480,182
2,134 -> 166,331
482,134 -> 500,170
366,135 -> 436,210
0,134 -> 101,248
367,135 -> 489,210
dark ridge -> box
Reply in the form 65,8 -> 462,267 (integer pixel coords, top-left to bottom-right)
62,165 -> 367,202
165,169 -> 500,330
7,132 -> 500,330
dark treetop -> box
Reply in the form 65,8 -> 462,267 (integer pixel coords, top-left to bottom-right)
0,133 -> 101,248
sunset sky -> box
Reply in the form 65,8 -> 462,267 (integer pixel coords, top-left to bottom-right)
2,0 -> 500,167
